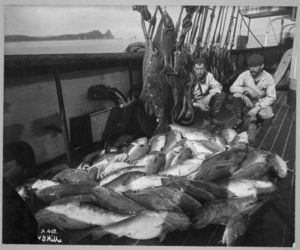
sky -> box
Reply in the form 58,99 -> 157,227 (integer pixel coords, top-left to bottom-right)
4,5 -> 296,45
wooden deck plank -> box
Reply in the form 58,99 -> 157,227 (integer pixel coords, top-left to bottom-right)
270,107 -> 295,156
257,104 -> 287,150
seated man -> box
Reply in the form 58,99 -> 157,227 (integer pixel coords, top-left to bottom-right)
190,58 -> 226,125
230,53 -> 276,144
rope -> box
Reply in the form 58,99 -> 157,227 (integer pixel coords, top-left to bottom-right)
220,6 -> 229,44
238,7 -> 264,48
230,9 -> 239,50
216,6 -> 225,43
211,6 -> 223,46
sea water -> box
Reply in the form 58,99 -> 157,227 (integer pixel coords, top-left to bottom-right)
4,34 -> 279,55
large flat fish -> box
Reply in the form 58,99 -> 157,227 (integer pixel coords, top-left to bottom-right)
35,198 -> 132,230
70,210 -> 190,243
192,196 -> 257,229
170,124 -> 214,141
92,186 -> 146,215
103,171 -> 145,192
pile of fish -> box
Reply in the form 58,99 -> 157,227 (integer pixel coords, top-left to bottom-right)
17,124 -> 288,246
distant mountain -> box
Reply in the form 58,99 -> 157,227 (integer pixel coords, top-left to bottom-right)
5,30 -> 114,42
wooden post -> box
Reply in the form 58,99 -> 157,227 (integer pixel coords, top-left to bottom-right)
54,68 -> 72,166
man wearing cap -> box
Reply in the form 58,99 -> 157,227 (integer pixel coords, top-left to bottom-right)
190,57 -> 226,125
230,53 -> 276,144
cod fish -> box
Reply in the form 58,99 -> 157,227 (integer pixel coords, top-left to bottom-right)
222,200 -> 268,246
267,153 -> 288,178
116,175 -> 167,192
52,168 -> 97,185
240,149 -> 269,169
220,128 -> 238,145
187,160 -> 240,181
163,176 -> 233,199
35,198 -> 131,230
232,162 -> 271,180
169,124 -> 214,141
35,183 -> 95,203
229,131 -> 248,149
217,178 -> 277,197
163,127 -> 182,152
134,151 -> 166,174
126,137 -> 150,162
70,210 -> 190,243
164,145 -> 193,170
92,186 -> 146,215
99,166 -> 145,187
160,153 -> 206,177
150,134 -> 167,152
192,196 -> 257,228
146,186 -> 202,216
124,190 -> 184,213
103,171 -> 145,192
184,140 -> 226,156
98,162 -> 132,179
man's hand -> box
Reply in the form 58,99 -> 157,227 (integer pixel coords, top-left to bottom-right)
248,106 -> 260,117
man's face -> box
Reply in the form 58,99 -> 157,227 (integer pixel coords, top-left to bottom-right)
194,63 -> 206,78
249,64 -> 263,78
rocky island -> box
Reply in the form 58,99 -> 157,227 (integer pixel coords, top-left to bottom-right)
5,30 -> 114,42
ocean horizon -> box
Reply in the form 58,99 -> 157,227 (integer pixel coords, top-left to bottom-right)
4,34 -> 279,55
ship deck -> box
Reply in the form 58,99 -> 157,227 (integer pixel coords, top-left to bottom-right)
102,90 -> 296,247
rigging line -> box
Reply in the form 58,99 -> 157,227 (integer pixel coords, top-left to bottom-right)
211,6 -> 223,45
223,6 -> 236,49
220,6 -> 229,44
230,8 -> 240,50
204,6 -> 216,47
196,6 -> 209,48
216,6 -> 225,43
238,7 -> 264,47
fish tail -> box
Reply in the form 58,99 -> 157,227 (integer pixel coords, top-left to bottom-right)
90,227 -> 109,241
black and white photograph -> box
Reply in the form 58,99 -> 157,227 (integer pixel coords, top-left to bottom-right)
1,1 -> 299,247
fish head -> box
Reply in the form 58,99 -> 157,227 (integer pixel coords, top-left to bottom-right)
192,207 -> 216,228
162,10 -> 175,30
223,221 -> 245,246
